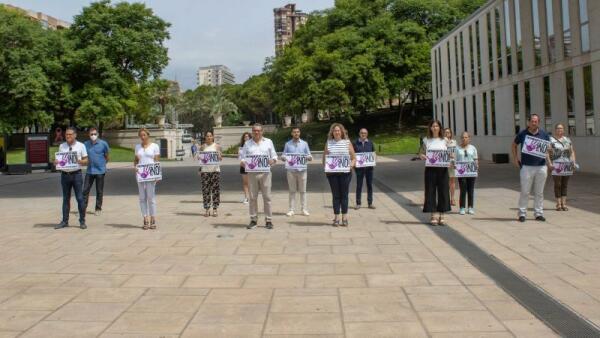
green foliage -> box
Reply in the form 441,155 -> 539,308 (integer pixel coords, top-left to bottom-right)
178,85 -> 238,132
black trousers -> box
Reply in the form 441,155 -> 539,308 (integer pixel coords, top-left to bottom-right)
423,167 -> 451,213
327,173 -> 352,214
458,177 -> 476,208
83,174 -> 105,211
61,171 -> 85,223
553,176 -> 570,198
355,167 -> 374,205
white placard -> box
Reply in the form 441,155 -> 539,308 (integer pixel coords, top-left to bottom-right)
355,152 -> 376,168
55,151 -> 80,171
552,159 -> 574,176
522,135 -> 551,159
425,150 -> 451,167
284,153 -> 308,170
197,151 -> 220,166
324,154 -> 351,173
136,163 -> 162,182
455,161 -> 478,177
244,155 -> 271,173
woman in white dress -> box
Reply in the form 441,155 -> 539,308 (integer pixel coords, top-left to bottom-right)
134,128 -> 160,230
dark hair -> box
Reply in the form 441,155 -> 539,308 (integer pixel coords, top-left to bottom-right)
426,120 -> 443,139
65,127 -> 77,134
291,126 -> 301,132
528,114 -> 540,121
443,127 -> 453,139
239,132 -> 251,147
89,127 -> 98,132
204,130 -> 214,142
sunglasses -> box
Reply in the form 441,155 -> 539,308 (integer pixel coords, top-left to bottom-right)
90,133 -> 98,136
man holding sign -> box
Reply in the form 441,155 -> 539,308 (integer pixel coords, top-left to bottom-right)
512,114 -> 552,222
54,127 -> 88,229
353,128 -> 376,210
240,124 -> 278,229
282,127 -> 312,217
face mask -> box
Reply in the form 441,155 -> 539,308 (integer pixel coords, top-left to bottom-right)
90,135 -> 98,141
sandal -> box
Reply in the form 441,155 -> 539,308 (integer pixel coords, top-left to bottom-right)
142,218 -> 149,230
556,203 -> 562,211
332,219 -> 340,227
204,209 -> 210,217
438,217 -> 446,226
212,209 -> 218,217
149,218 -> 157,230
430,215 -> 438,226
341,219 -> 349,227
562,206 -> 569,211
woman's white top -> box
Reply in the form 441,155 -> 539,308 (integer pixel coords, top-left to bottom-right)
550,136 -> 572,161
446,138 -> 457,148
327,139 -> 351,155
423,137 -> 447,151
135,143 -> 160,165
200,143 -> 220,173
456,144 -> 478,162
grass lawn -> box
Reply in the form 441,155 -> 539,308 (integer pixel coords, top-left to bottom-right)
6,145 -> 135,164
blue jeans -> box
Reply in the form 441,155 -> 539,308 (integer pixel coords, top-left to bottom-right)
327,173 -> 352,214
61,171 -> 85,224
355,167 -> 374,206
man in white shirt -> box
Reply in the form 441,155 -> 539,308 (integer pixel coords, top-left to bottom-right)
54,127 -> 88,229
240,124 -> 277,229
282,127 -> 312,216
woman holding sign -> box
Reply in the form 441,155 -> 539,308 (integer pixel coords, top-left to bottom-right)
549,123 -> 577,211
323,123 -> 356,227
455,132 -> 478,215
134,128 -> 161,230
419,120 -> 451,225
238,132 -> 251,204
198,131 -> 222,217
444,128 -> 457,206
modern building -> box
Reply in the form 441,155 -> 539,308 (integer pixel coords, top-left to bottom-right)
2,4 -> 70,29
274,3 -> 308,54
431,0 -> 600,172
197,65 -> 235,87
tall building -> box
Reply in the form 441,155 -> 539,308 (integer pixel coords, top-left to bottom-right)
432,0 -> 600,172
2,4 -> 70,29
197,65 -> 235,87
274,3 -> 308,54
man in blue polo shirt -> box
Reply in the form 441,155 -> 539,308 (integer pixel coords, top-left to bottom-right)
83,127 -> 110,216
353,128 -> 376,209
512,114 -> 551,222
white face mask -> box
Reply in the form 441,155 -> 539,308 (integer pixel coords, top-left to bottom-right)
90,135 -> 98,141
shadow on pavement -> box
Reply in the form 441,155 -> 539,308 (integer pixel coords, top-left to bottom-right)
105,223 -> 140,229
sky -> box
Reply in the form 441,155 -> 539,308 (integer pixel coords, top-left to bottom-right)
6,0 -> 334,90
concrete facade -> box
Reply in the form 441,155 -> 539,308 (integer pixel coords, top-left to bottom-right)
274,3 -> 308,55
2,4 -> 70,29
197,65 -> 235,87
432,0 -> 600,173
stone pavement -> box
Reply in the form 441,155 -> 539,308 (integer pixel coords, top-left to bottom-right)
0,157 -> 594,337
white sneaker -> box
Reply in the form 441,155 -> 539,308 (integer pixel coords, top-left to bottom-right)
468,208 -> 475,215
286,210 -> 295,217
242,198 -> 249,204
301,210 -> 310,216
459,208 -> 466,215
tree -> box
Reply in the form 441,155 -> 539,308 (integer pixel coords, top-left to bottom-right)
0,6 -> 53,132
203,86 -> 238,128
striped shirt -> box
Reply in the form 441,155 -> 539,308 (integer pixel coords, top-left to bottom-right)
327,139 -> 350,155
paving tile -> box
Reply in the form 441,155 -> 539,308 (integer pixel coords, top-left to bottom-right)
204,288 -> 272,304
47,302 -> 129,321
64,274 -> 130,288
72,288 -> 145,303
305,275 -> 366,288
182,323 -> 263,338
183,275 -> 245,288
503,319 -> 559,337
166,263 -> 224,275
279,264 -> 334,275
128,295 -> 204,313
342,301 -> 418,322
265,313 -> 343,335
191,303 -> 268,324
222,264 -> 279,275
420,311 -> 505,332
0,293 -> 74,311
271,295 -> 339,313
243,276 -> 304,288
0,310 -> 49,331
408,292 -> 486,311
345,322 -> 428,338
366,274 -> 429,287
21,321 -> 109,338
122,275 -> 185,288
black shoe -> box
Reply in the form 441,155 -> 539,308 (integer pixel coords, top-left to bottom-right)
368,204 -> 376,209
354,204 -> 361,210
518,216 -> 526,222
265,221 -> 274,230
79,223 -> 87,229
55,221 -> 68,229
247,220 -> 257,229
535,215 -> 546,222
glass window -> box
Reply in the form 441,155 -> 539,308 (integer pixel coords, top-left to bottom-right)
532,0 -> 541,66
544,76 -> 552,131
515,0 -> 523,72
452,100 -> 457,135
483,92 -> 489,135
491,90 -> 497,135
476,21 -> 482,84
495,7 -> 503,77
438,47 -> 443,96
460,31 -> 466,90
447,42 -> 452,94
455,36 -> 460,91
447,102 -> 451,130
514,84 -> 521,134
583,65 -> 595,135
441,103 -> 445,126
580,0 -> 590,53
562,0 -> 571,57
470,25 -> 476,87
463,97 -> 468,132
546,0 -> 556,62
504,0 -> 513,75
434,104 -> 437,120
473,95 -> 478,135
566,69 -> 575,135
525,80 -> 531,120
434,50 -> 438,98
487,12 -> 494,82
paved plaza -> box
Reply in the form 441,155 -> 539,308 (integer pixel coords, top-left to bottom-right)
0,156 -> 598,337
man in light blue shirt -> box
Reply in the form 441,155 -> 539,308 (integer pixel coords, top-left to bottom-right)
83,127 -> 110,216
282,127 -> 312,216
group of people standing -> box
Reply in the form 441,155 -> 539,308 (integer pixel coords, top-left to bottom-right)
54,115 -> 577,230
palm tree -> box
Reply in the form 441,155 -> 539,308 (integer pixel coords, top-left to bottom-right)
204,86 -> 238,128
